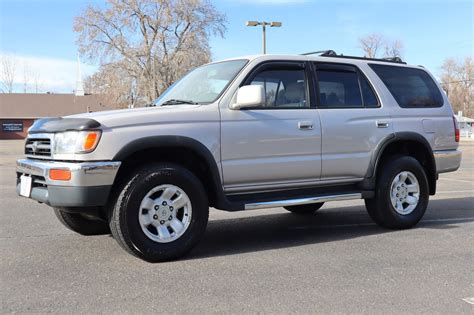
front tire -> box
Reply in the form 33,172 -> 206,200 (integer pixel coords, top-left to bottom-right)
109,163 -> 209,262
365,155 -> 429,229
54,208 -> 110,235
284,202 -> 324,214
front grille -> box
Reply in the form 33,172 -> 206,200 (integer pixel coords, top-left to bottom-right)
25,138 -> 52,157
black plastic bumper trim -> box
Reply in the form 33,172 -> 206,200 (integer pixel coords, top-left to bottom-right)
16,184 -> 111,207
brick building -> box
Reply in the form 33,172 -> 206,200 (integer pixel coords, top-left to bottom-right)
0,93 -> 117,139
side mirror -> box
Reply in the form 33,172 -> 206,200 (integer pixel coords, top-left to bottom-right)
231,85 -> 265,109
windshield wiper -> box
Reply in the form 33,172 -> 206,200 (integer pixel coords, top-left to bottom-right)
161,99 -> 199,106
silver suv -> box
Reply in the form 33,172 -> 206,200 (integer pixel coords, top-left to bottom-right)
16,51 -> 462,262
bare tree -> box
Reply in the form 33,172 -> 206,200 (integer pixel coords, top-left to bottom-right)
441,56 -> 474,117
359,33 -> 403,59
85,62 -> 138,108
358,33 -> 385,58
384,39 -> 403,58
0,55 -> 17,93
33,72 -> 42,93
22,61 -> 31,93
74,0 -> 226,105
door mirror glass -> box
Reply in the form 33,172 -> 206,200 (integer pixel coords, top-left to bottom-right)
232,85 -> 265,109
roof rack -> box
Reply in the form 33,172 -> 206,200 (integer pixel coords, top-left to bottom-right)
300,50 -> 406,64
301,50 -> 337,56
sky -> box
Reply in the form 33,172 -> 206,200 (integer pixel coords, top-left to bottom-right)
0,0 -> 472,93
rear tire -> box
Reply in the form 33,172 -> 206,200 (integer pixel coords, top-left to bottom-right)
54,208 -> 110,235
284,202 -> 324,214
109,163 -> 209,262
365,155 -> 429,229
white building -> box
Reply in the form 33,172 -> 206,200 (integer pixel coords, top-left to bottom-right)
454,111 -> 474,138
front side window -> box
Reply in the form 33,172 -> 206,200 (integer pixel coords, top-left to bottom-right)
369,64 -> 443,108
248,68 -> 308,108
315,64 -> 379,108
154,59 -> 248,106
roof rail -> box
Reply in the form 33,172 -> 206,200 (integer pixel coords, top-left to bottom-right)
381,57 -> 404,63
301,50 -> 406,64
301,50 -> 337,56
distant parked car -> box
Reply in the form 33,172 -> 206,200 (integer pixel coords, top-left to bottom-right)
455,114 -> 474,138
16,51 -> 461,262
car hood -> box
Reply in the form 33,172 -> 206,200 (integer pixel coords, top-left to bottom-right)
68,104 -> 203,129
27,105 -> 205,134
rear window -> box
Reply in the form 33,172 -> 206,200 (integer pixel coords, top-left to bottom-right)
369,64 -> 444,108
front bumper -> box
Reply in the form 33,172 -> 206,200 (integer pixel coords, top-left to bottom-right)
434,149 -> 462,174
16,159 -> 121,207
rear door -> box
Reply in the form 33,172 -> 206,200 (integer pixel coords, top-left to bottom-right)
312,62 -> 394,181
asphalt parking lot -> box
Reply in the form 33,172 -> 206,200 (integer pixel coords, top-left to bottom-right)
1,140 -> 473,314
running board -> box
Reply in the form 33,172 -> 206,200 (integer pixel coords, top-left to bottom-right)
244,193 -> 362,210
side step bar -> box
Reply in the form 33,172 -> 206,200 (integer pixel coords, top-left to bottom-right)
244,193 -> 362,210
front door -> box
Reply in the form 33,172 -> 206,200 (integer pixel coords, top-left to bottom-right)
220,61 -> 322,193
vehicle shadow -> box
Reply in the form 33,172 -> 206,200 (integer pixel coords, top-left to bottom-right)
187,196 -> 474,260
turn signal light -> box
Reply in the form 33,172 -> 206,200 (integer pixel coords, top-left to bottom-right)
49,169 -> 71,181
83,132 -> 100,151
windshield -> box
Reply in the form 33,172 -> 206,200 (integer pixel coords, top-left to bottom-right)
154,59 -> 248,106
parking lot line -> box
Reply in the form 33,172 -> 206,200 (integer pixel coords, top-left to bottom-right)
289,217 -> 474,230
439,177 -> 474,184
436,190 -> 474,194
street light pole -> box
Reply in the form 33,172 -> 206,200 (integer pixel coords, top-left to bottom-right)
246,21 -> 282,54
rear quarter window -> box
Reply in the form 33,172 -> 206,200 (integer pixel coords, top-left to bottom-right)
369,64 -> 444,108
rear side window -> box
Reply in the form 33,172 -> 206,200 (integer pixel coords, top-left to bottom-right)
317,70 -> 362,108
359,74 -> 379,108
369,64 -> 443,108
314,64 -> 379,108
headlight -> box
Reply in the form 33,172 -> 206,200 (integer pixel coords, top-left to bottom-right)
53,131 -> 101,154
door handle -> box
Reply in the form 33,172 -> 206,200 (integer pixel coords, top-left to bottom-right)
298,121 -> 313,130
376,121 -> 389,128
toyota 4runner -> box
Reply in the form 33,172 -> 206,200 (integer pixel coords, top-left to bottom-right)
16,51 -> 462,262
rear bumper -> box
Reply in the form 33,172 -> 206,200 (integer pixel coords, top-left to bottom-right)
434,149 -> 462,174
16,159 -> 121,207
